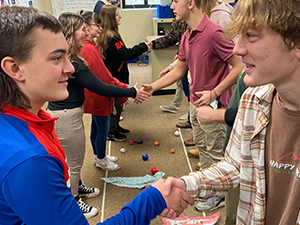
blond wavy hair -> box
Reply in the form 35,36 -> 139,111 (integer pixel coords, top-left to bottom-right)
224,0 -> 300,50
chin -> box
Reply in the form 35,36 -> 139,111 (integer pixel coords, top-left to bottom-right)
244,76 -> 266,88
55,92 -> 69,102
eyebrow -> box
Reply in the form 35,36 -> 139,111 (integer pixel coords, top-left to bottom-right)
50,49 -> 68,55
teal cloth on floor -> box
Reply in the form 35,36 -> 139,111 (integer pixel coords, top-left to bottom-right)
101,172 -> 165,189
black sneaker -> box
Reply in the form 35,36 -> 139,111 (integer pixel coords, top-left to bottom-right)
78,180 -> 100,198
76,197 -> 98,218
107,131 -> 127,141
117,125 -> 130,134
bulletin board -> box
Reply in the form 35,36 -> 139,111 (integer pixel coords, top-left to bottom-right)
50,0 -> 121,18
50,0 -> 97,17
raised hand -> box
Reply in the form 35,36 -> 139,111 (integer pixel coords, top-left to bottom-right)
147,41 -> 153,51
133,82 -> 151,104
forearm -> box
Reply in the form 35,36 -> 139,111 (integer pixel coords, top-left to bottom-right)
167,59 -> 178,71
98,186 -> 166,225
213,67 -> 239,98
210,108 -> 227,124
213,55 -> 244,97
151,68 -> 183,92
181,158 -> 240,199
152,60 -> 187,92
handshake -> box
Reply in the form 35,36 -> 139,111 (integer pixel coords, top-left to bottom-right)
152,177 -> 194,219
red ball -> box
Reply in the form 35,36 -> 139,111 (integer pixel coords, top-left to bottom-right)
151,167 -> 158,175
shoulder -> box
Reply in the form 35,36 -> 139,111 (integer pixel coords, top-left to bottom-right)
0,114 -> 50,179
239,84 -> 275,119
242,84 -> 274,102
71,56 -> 87,71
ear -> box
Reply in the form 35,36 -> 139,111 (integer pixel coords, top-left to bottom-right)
1,56 -> 25,82
295,45 -> 300,59
188,0 -> 195,9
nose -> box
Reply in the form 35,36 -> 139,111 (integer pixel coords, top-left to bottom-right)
65,59 -> 75,75
233,35 -> 247,57
171,1 -> 175,9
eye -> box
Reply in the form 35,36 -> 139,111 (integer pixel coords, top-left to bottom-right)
54,56 -> 61,61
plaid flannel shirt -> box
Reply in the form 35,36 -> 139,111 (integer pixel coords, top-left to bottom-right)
182,84 -> 300,225
152,19 -> 188,49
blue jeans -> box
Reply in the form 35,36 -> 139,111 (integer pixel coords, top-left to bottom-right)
182,71 -> 191,124
90,115 -> 110,159
181,70 -> 190,98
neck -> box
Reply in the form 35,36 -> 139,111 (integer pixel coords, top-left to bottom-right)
87,36 -> 95,42
27,104 -> 41,116
277,88 -> 300,111
275,73 -> 300,111
186,9 -> 204,31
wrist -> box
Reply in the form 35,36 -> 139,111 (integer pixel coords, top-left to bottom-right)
212,89 -> 218,98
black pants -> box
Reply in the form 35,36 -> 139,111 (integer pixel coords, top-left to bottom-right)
109,97 -> 123,133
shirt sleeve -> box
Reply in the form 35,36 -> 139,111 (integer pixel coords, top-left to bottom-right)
152,19 -> 180,49
3,155 -> 88,225
107,36 -> 148,61
224,107 -> 238,126
177,32 -> 188,62
98,186 -> 167,225
72,60 -> 136,98
211,30 -> 234,61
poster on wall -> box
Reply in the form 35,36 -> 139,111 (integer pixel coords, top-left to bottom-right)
51,0 -> 97,18
111,0 -> 121,8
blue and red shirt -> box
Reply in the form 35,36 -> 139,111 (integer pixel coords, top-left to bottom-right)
0,105 -> 166,225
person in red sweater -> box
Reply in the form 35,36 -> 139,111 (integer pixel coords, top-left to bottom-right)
80,11 -> 134,171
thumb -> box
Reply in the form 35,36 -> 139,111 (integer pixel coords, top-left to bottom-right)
134,82 -> 138,88
163,177 -> 184,196
196,91 -> 203,95
141,84 -> 149,88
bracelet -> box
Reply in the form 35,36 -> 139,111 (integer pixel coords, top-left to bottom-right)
213,89 -> 218,98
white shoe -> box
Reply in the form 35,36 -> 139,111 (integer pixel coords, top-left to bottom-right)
106,155 -> 118,162
78,181 -> 100,198
77,198 -> 98,218
94,156 -> 120,171
94,155 -> 118,163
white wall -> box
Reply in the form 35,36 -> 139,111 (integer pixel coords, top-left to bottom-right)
119,8 -> 157,47
36,0 -> 234,48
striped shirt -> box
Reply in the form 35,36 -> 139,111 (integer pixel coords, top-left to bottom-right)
181,84 -> 300,225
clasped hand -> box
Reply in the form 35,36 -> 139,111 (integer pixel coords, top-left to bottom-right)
152,178 -> 194,219
133,82 -> 151,104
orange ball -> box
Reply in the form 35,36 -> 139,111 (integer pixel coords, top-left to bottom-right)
145,184 -> 150,189
155,141 -> 159,146
170,148 -> 175,154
